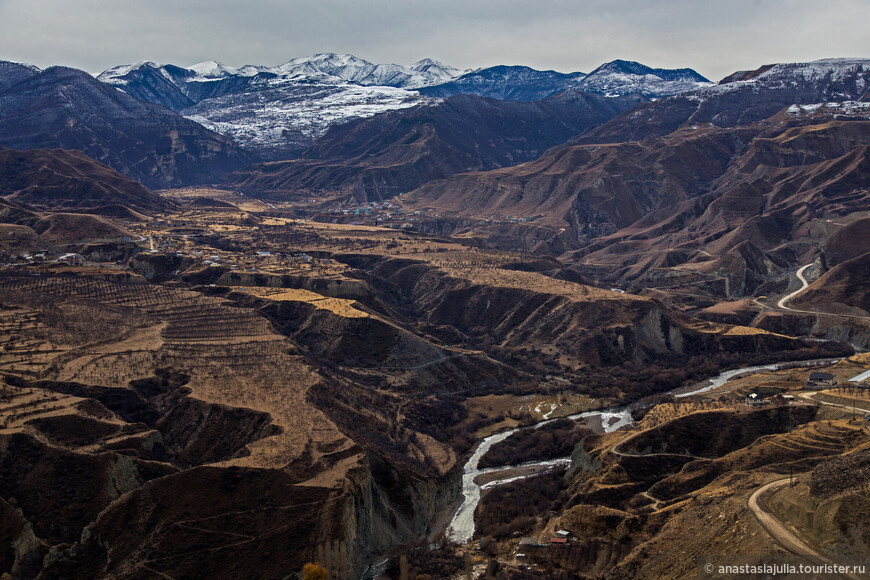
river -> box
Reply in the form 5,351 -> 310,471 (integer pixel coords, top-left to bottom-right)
446,407 -> 632,543
360,355 -> 843,577
444,357 -> 841,543
673,357 -> 842,399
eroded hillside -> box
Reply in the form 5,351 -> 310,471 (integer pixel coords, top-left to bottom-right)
0,191 -> 850,579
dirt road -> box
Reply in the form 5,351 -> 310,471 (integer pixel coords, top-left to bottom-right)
777,264 -> 813,310
749,478 -> 864,579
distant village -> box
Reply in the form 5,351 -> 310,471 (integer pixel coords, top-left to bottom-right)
321,196 -> 543,228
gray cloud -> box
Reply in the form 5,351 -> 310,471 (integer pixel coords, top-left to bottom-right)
1,0 -> 868,80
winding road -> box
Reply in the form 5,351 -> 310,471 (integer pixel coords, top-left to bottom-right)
610,435 -> 711,461
749,479 -> 864,580
777,263 -> 813,310
746,392 -> 870,579
749,479 -> 823,561
772,262 -> 870,321
798,391 -> 870,414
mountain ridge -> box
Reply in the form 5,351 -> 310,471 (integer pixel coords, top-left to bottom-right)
96,55 -> 711,157
403,85 -> 870,298
227,90 -> 648,203
575,58 -> 870,144
0,61 -> 256,189
0,145 -> 168,215
419,59 -> 712,101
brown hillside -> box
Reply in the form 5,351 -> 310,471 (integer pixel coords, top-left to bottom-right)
406,115 -> 870,299
0,146 -> 168,215
793,252 -> 870,315
227,92 -> 643,204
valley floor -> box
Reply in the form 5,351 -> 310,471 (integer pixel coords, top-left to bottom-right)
0,190 -> 868,580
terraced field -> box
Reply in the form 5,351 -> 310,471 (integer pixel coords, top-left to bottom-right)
0,309 -> 65,377
0,199 -> 860,579
0,275 -> 349,469
0,384 -> 81,432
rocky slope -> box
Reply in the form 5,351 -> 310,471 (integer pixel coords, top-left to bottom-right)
227,91 -> 647,203
568,407 -> 867,579
0,273 -> 473,579
0,62 -> 255,189
405,83 -> 870,297
322,253 -> 844,401
792,252 -> 870,316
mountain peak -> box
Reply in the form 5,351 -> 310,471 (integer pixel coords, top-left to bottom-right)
412,58 -> 441,67
411,58 -> 457,72
592,59 -> 650,75
418,65 -> 586,101
0,60 -> 42,92
97,61 -> 158,80
187,60 -> 236,78
588,59 -> 710,82
0,60 -> 40,72
300,53 -> 369,67
576,60 -> 712,97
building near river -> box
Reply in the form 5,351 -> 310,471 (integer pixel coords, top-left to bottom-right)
805,371 -> 837,390
746,393 -> 766,407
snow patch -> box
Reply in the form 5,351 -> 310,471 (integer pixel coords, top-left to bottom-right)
786,100 -> 870,117
96,54 -> 461,151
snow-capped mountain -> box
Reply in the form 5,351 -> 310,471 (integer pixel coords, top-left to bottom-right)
418,66 -> 586,101
683,57 -> 870,122
182,81 -> 424,159
98,61 -> 197,111
418,60 -> 711,101
97,55 -> 463,157
712,58 -> 870,92
97,54 -> 712,158
100,54 -> 464,89
0,61 -> 255,189
575,60 -> 712,97
577,58 -> 870,144
271,53 -> 463,89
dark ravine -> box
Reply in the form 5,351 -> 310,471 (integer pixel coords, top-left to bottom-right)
345,455 -> 461,577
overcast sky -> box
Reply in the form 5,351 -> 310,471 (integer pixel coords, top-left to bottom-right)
1,0 -> 868,81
